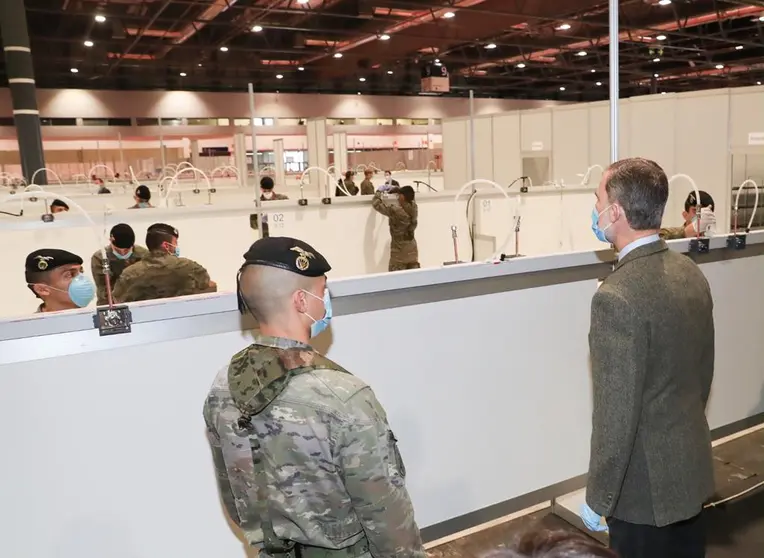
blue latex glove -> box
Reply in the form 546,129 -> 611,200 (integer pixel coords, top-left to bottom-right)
580,503 -> 609,532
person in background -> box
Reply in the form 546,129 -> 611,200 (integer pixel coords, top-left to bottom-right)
130,185 -> 153,209
378,170 -> 400,192
50,199 -> 69,214
112,222 -> 217,303
203,236 -> 425,558
25,248 -> 96,313
91,223 -> 149,306
360,169 -> 375,195
372,186 -> 420,272
336,170 -> 358,196
488,530 -> 618,558
260,176 -> 288,201
583,158 -> 714,558
95,177 -> 111,195
660,190 -> 716,240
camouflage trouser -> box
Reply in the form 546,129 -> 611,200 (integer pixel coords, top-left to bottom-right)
260,538 -> 370,558
389,261 -> 421,272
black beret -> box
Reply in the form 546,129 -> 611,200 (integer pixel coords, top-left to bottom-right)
50,199 -> 69,210
25,248 -> 82,275
241,237 -> 330,278
135,185 -> 151,200
110,223 -> 136,249
260,176 -> 275,190
685,190 -> 715,211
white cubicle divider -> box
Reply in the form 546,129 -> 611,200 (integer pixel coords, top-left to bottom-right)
0,184 -> 604,318
0,233 -> 763,558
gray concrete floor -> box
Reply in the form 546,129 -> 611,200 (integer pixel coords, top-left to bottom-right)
428,428 -> 764,557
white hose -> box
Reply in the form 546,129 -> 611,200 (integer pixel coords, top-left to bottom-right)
453,179 -> 517,261
427,160 -> 438,172
210,165 -> 240,182
733,179 -> 760,233
162,165 -> 212,206
668,174 -> 701,237
300,166 -> 348,197
0,192 -> 108,262
579,164 -> 604,187
87,164 -> 116,183
176,161 -> 195,173
395,161 -> 407,172
30,167 -> 65,188
356,164 -> 368,173
73,173 -> 89,186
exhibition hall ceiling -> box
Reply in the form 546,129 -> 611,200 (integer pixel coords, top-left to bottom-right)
6,0 -> 764,100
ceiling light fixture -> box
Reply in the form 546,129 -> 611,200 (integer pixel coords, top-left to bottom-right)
556,23 -> 572,31
596,81 -> 602,86
276,74 -> 283,79
443,11 -> 456,19
297,0 -> 310,4
94,14 -> 106,23
387,70 -> 394,75
661,91 -> 667,95
220,46 -> 229,52
716,64 -> 724,69
591,69 -> 596,73
333,52 -> 343,58
198,63 -> 203,67
70,68 -> 79,73
516,63 -> 526,68
658,0 -> 672,5
379,34 -> 391,41
180,72 -> 187,77
653,57 -> 660,62
654,73 -> 659,77
759,16 -> 764,22
559,86 -> 566,91
577,51 -> 587,57
656,34 -> 667,41
298,66 -> 305,71
758,81 -> 762,85
84,40 -> 94,47
359,77 -> 366,82
736,45 -> 744,50
485,43 -> 497,49
252,25 -> 263,32
434,62 -> 442,66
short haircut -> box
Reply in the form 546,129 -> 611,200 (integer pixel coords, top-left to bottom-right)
51,199 -> 69,210
604,157 -> 668,230
488,529 -> 618,558
25,269 -> 51,298
345,171 -> 353,180
146,222 -> 178,251
239,265 -> 315,323
260,176 -> 275,190
135,185 -> 151,201
110,223 -> 136,249
365,169 -> 373,175
684,190 -> 715,212
399,185 -> 415,202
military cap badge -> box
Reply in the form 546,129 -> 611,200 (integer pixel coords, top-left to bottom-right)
35,255 -> 54,270
290,246 -> 315,271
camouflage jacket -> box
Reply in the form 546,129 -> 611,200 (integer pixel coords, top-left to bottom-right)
659,226 -> 687,240
91,245 -> 149,305
203,335 -> 425,557
337,180 -> 359,197
360,180 -> 375,196
112,250 -> 215,303
261,193 -> 289,201
372,192 -> 419,264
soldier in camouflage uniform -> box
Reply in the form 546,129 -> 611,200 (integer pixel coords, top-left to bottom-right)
203,236 -> 425,558
372,186 -> 421,272
259,176 -> 289,238
90,223 -> 149,305
112,223 -> 217,303
25,248 -> 96,313
659,190 -> 716,240
360,170 -> 375,195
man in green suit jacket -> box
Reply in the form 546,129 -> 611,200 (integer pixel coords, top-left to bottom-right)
583,158 -> 715,558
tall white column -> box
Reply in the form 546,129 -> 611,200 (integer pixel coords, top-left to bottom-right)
306,118 -> 329,197
273,138 -> 285,189
234,133 -> 247,187
332,132 -> 348,178
190,139 -> 200,168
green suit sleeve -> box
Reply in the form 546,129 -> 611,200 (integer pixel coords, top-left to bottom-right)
90,250 -> 107,305
338,388 -> 426,558
586,287 -> 648,517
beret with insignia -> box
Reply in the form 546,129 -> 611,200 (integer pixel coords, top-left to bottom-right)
241,237 -> 330,278
25,248 -> 83,278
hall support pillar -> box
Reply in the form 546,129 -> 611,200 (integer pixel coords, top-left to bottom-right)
272,138 -> 285,188
332,132 -> 348,178
190,139 -> 201,168
233,133 -> 248,189
306,118 -> 328,197
0,0 -> 46,184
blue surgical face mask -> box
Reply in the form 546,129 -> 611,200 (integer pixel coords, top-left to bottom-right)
137,202 -> 150,208
303,288 -> 332,338
67,274 -> 96,308
113,248 -> 133,260
591,205 -> 613,243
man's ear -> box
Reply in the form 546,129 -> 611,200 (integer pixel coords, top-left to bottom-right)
293,289 -> 308,314
32,283 -> 50,298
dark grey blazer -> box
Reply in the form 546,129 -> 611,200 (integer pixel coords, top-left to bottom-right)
586,239 -> 715,527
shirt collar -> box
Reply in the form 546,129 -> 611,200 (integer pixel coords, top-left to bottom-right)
618,233 -> 661,261
253,334 -> 312,351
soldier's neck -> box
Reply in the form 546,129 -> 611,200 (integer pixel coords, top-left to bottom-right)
42,299 -> 78,313
259,323 -> 310,345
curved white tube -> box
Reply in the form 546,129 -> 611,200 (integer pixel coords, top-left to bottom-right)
73,173 -> 89,186
176,161 -> 195,172
163,166 -> 212,206
452,179 -> 517,261
426,160 -> 437,172
1,191 -> 108,262
210,165 -> 240,182
668,174 -> 701,237
300,166 -> 347,198
30,167 -> 65,188
259,166 -> 275,175
579,164 -> 604,186
87,164 -> 116,183
733,179 -> 760,233
326,165 -> 337,176
394,161 -> 407,172
356,164 -> 368,172
368,161 -> 381,172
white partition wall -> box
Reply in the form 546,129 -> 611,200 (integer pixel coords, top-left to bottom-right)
442,118 -> 469,190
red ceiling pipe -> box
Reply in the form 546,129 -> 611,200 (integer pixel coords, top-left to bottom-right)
459,5 -> 763,74
300,0 -> 490,65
